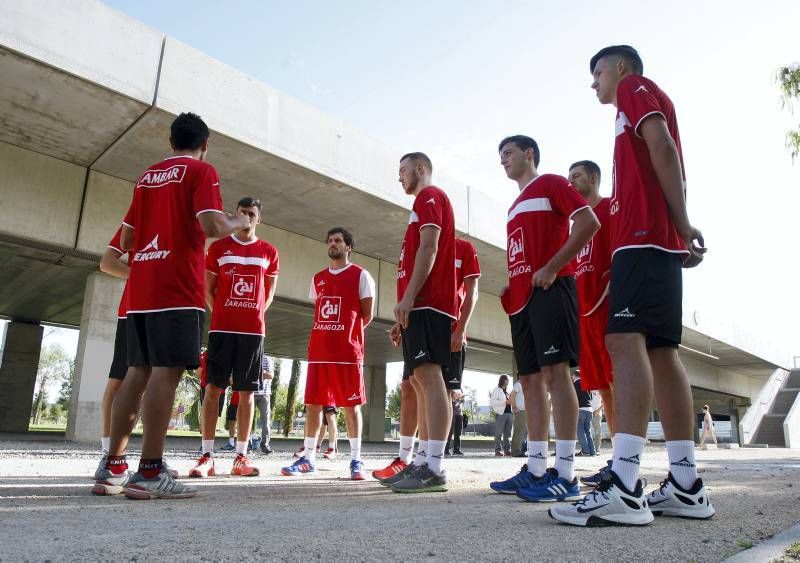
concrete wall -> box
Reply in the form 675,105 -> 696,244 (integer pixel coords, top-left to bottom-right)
0,321 -> 43,432
363,364 -> 387,442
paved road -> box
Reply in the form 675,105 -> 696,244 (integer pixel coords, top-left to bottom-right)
0,437 -> 798,561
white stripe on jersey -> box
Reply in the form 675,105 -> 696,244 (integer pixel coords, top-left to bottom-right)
217,256 -> 271,269
507,197 -> 552,222
408,211 -> 419,224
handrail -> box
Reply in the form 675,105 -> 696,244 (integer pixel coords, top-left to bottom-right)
739,368 -> 788,444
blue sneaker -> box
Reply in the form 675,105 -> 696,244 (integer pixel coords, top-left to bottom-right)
516,468 -> 581,502
220,443 -> 236,451
350,459 -> 367,481
489,464 -> 543,494
580,459 -> 612,486
281,457 -> 316,476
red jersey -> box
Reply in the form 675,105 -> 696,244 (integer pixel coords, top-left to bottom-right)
505,174 -> 590,315
307,263 -> 375,364
574,198 -> 612,316
397,186 -> 457,319
107,227 -> 131,319
612,74 -> 688,256
455,238 -> 481,318
122,156 -> 223,313
205,235 -> 279,336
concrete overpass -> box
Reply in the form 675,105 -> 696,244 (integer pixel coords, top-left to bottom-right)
0,0 -> 790,443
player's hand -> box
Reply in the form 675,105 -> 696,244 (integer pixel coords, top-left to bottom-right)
389,323 -> 402,347
394,297 -> 413,328
532,266 -> 557,290
450,329 -> 465,352
682,226 -> 706,269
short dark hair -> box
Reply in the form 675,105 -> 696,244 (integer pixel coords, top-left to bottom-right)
590,45 -> 643,75
327,227 -> 354,249
170,112 -> 210,150
569,160 -> 602,181
498,374 -> 509,386
400,152 -> 433,173
498,135 -> 540,168
237,196 -> 262,212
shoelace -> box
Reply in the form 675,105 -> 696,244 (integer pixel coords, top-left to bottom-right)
572,475 -> 614,507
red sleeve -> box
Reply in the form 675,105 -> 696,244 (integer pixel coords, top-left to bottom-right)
193,163 -> 224,218
205,241 -> 220,275
547,176 -> 590,219
122,188 -> 140,229
616,75 -> 664,137
265,244 -> 279,277
107,227 -> 123,254
415,188 -> 444,231
461,241 -> 481,278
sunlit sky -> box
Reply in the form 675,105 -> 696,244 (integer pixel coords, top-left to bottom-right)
13,1 -> 800,404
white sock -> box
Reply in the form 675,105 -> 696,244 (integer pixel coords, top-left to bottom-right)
554,440 -> 576,481
427,439 -> 447,475
236,440 -> 248,455
666,440 -> 698,489
414,440 -> 429,466
228,437 -> 235,446
611,433 -> 647,491
349,437 -> 362,461
527,440 -> 548,477
399,435 -> 416,464
100,437 -> 110,453
304,437 -> 318,464
202,440 -> 215,455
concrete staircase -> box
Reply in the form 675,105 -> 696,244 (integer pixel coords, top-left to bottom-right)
753,369 -> 800,447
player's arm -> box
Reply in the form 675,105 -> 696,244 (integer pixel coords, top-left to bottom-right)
451,276 -> 478,351
120,225 -> 134,252
360,297 -> 374,328
197,210 -> 250,239
534,207 -> 599,290
394,225 -> 439,327
265,275 -> 278,310
99,248 -> 129,279
639,115 -> 706,267
205,271 -> 217,312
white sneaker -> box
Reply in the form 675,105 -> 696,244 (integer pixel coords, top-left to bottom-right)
91,466 -> 131,496
188,453 -> 216,478
548,470 -> 654,527
646,472 -> 715,519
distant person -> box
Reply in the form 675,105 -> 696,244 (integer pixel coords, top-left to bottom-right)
490,375 -> 513,456
699,405 -> 717,449
509,377 -> 527,457
573,373 -> 596,456
253,355 -> 275,454
445,391 -> 464,456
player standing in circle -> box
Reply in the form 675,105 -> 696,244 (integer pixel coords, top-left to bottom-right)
93,112 -> 250,499
567,161 -> 617,486
489,135 -> 599,502
189,197 -> 279,479
281,227 -> 374,479
388,152 -> 456,494
550,45 -> 713,527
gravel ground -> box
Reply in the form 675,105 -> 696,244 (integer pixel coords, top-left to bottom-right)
0,436 -> 798,561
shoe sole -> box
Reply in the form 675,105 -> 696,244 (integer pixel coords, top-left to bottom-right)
232,468 -> 260,477
188,468 -> 216,478
91,482 -> 125,495
391,485 -> 448,493
489,486 -> 520,494
124,487 -> 197,500
548,508 -> 654,527
516,492 -> 582,503
651,507 -> 715,519
351,474 -> 367,481
281,469 -> 316,476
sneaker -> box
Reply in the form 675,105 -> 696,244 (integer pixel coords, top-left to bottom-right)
293,446 -> 306,459
91,467 -> 131,496
93,453 -> 108,481
444,451 -> 451,457
220,443 -> 236,451
516,468 -> 581,502
260,443 -> 273,455
322,447 -> 337,460
391,464 -> 448,493
378,462 -> 416,487
548,470 -> 654,527
281,458 -> 316,476
489,464 -> 543,494
495,449 -> 504,457
163,460 -> 179,479
580,459 -> 612,487
504,450 -> 512,457
646,472 -> 715,519
350,459 -> 367,481
231,454 -> 260,477
188,453 -> 216,478
124,469 -> 198,500
452,450 -> 464,457
372,457 -> 408,480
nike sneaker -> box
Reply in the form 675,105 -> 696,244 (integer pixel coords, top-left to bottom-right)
391,464 -> 448,493
646,472 -> 715,519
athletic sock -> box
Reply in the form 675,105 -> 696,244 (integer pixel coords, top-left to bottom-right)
399,435 -> 416,464
666,440 -> 698,489
100,437 -> 110,452
611,433 -> 647,491
427,439 -> 447,475
106,455 -> 127,475
236,440 -> 248,455
228,437 -> 235,447
201,440 -> 215,455
304,437 -> 318,464
138,458 -> 162,479
554,439 -> 576,481
414,440 -> 429,466
526,440 -> 548,477
349,437 -> 362,461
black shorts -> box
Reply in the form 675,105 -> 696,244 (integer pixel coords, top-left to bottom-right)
226,403 -> 238,422
606,248 -> 682,349
108,318 -> 128,380
126,309 -> 204,369
322,405 -> 338,425
200,386 -> 225,417
206,332 -> 263,392
401,309 -> 452,376
443,346 -> 466,390
509,276 -> 579,375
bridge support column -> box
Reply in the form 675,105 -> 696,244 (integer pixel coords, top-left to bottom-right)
363,364 -> 387,442
0,321 -> 44,432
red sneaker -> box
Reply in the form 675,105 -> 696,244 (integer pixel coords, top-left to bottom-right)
322,447 -> 337,460
188,453 -> 216,478
231,454 -> 260,477
372,457 -> 408,480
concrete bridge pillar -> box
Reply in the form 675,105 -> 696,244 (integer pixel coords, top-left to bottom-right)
0,321 -> 44,432
363,364 -> 387,442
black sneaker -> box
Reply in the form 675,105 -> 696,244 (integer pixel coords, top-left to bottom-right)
260,444 -> 273,455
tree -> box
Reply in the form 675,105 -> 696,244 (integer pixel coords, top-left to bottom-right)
386,382 -> 402,421
777,63 -> 800,161
283,359 -> 301,436
270,357 -> 281,413
30,343 -> 72,424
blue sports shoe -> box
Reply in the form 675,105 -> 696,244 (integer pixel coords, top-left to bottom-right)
489,464 -> 543,494
350,459 -> 367,481
220,443 -> 236,451
281,457 -> 316,476
580,459 -> 612,486
516,468 -> 581,502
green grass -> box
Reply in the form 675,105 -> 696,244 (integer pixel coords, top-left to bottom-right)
28,423 -> 66,432
735,539 -> 753,549
785,540 -> 800,560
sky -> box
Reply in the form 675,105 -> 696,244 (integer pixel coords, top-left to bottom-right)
17,1 -> 800,404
